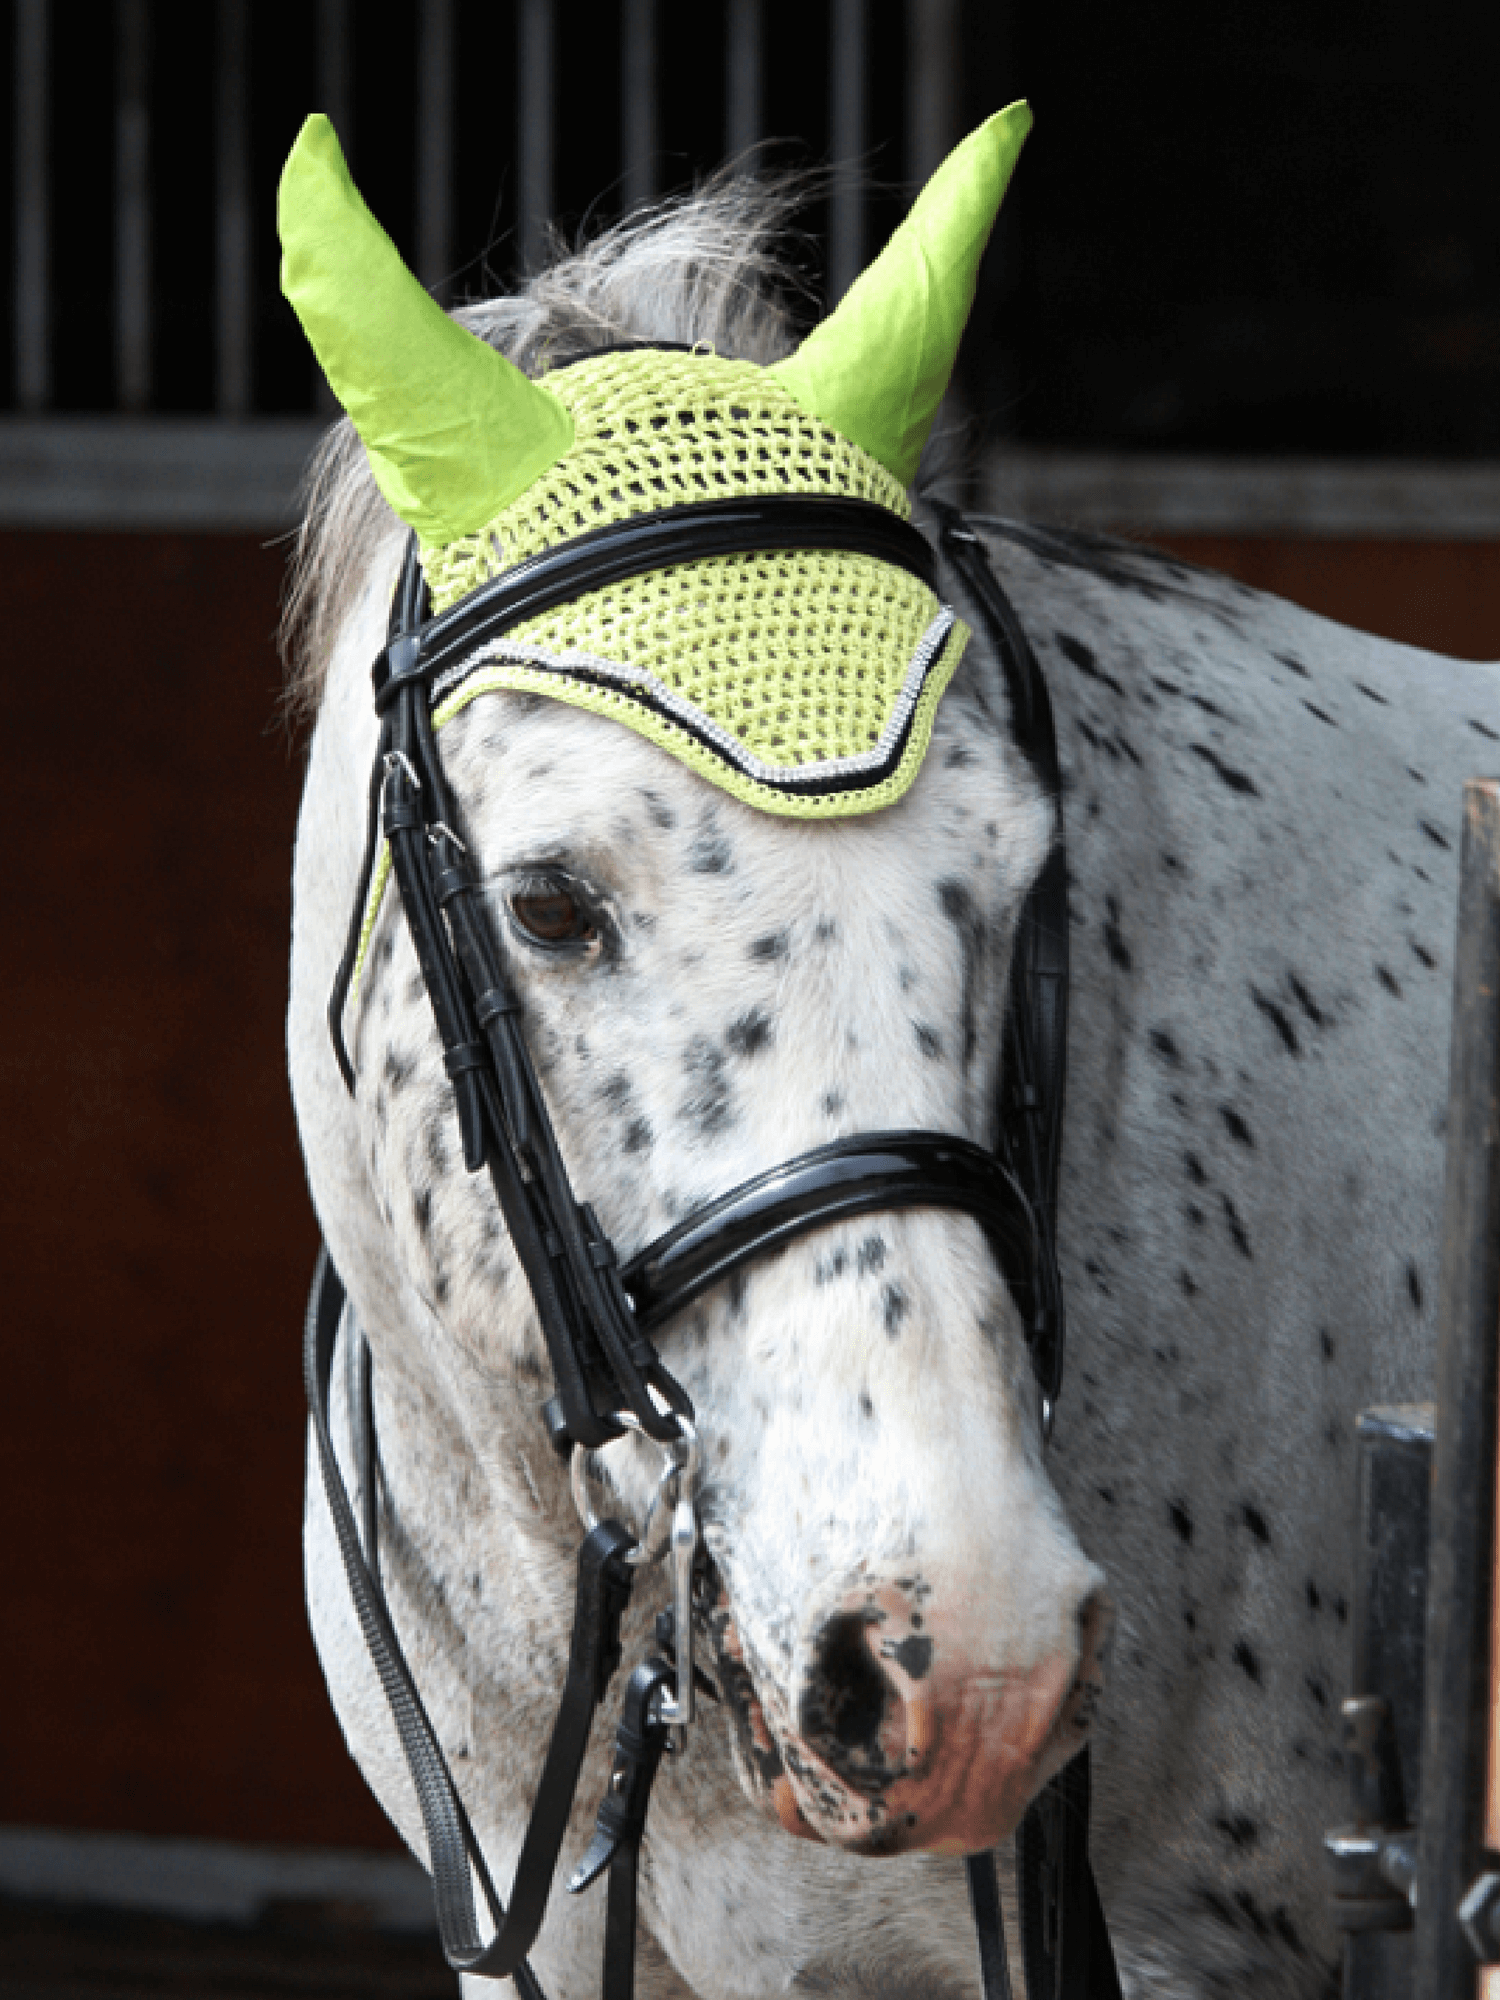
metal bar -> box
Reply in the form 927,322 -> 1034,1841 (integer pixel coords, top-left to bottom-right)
1334,1406 -> 1433,1999
416,0 -> 455,297
314,0 -> 353,416
14,0 -> 49,411
115,0 -> 150,412
316,0 -> 353,159
621,0 -> 658,212
1414,778 -> 1500,1996
517,0 -> 554,271
828,0 -> 866,302
906,0 -> 960,186
215,0 -> 250,417
724,0 -> 762,162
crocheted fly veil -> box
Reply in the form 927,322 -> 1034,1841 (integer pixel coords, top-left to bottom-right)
279,106 -> 1031,817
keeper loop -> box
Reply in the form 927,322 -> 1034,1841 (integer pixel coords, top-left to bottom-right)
372,631 -> 426,712
476,987 -> 522,1025
384,798 -> 426,835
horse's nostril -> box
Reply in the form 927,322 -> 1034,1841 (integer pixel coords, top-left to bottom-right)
801,1613 -> 889,1752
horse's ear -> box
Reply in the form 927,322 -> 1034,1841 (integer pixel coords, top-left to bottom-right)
278,115 -> 573,543
769,102 -> 1031,489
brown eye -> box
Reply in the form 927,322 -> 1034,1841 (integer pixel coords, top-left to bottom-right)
510,884 -> 596,945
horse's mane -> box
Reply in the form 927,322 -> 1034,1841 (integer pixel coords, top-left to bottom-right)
281,174 -> 808,721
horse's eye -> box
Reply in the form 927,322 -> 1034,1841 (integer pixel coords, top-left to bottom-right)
510,884 -> 596,945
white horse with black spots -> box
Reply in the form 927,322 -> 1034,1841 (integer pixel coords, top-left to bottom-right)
283,113 -> 1499,2000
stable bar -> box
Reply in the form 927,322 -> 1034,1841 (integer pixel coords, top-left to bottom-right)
314,0 -> 353,416
1415,779 -> 1500,1997
316,0 -> 353,158
724,0 -> 762,162
215,0 -> 250,416
115,0 -> 150,412
621,0 -> 658,212
828,0 -> 866,302
14,0 -> 49,411
416,0 -> 455,297
1333,1406 -> 1433,1999
906,0 -> 960,185
517,0 -> 554,271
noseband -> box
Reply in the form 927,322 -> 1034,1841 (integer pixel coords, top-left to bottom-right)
304,496 -> 1121,1998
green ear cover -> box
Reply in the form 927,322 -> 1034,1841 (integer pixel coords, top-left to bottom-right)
277,114 -> 573,543
770,102 -> 1031,487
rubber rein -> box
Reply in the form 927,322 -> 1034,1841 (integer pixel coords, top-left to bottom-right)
305,495 -> 1122,2000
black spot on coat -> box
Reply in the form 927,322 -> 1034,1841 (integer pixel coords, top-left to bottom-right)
1288,975 -> 1326,1027
678,1036 -> 733,1138
1222,1195 -> 1253,1259
937,880 -> 987,1070
1251,988 -> 1300,1055
882,1283 -> 910,1336
1219,1106 -> 1254,1148
726,1008 -> 774,1058
1056,632 -> 1127,698
1191,743 -> 1260,797
1103,894 -> 1133,971
857,1236 -> 887,1275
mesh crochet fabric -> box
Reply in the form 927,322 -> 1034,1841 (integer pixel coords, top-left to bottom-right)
350,350 -> 972,989
416,349 -> 967,820
422,349 -> 911,604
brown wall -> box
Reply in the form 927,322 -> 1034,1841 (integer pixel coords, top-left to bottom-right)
1147,535 -> 1500,662
2,532 -> 390,1848
2,526 -> 1497,1851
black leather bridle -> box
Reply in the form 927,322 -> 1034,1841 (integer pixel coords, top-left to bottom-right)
304,485 -> 1121,2000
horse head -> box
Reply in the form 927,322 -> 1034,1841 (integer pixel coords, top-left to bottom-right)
284,108 -> 1109,1875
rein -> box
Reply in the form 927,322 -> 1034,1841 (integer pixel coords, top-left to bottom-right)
305,497 -> 1121,1999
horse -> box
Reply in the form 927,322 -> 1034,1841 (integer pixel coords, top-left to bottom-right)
282,124 -> 1500,2000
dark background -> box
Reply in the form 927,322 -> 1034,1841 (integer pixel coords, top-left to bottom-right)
3,0 -> 1498,456
2,0 -> 1498,1861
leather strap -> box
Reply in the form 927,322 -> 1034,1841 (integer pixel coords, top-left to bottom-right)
934,500 -> 1070,1418
934,509 -> 1122,2000
371,495 -> 940,704
966,1850 -> 1015,2000
1017,1751 -> 1122,2000
622,1130 -> 1038,1338
305,1249 -> 636,1987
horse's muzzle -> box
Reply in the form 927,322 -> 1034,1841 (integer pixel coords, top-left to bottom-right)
715,1577 -> 1112,1856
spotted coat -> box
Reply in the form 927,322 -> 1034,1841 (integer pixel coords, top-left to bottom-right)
287,508 -> 1500,2000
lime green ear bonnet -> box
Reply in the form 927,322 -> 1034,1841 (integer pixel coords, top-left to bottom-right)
279,106 -> 1030,818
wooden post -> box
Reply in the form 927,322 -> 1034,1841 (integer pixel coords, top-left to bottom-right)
1416,780 -> 1500,1996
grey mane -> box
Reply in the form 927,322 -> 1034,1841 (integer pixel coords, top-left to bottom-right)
282,175 -> 808,717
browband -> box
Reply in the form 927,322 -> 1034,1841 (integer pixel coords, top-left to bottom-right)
372,495 -> 940,708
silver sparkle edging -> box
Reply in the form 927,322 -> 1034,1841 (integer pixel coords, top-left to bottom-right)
429,606 -> 958,791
